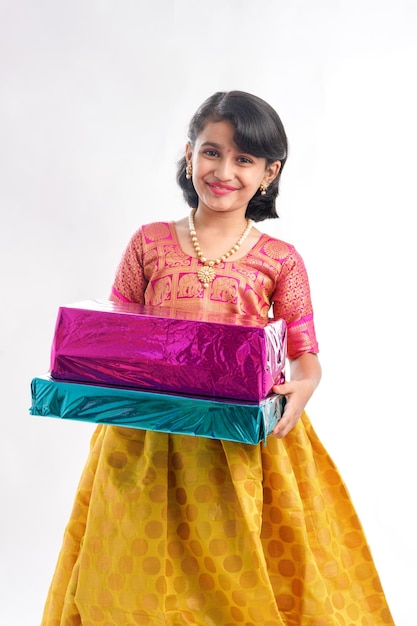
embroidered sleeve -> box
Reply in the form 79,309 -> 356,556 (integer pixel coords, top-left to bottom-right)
271,246 -> 319,359
111,228 -> 147,303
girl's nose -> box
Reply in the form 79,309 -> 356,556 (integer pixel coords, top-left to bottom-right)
214,157 -> 234,181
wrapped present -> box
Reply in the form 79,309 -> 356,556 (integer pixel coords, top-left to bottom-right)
50,300 -> 286,402
30,375 -> 285,444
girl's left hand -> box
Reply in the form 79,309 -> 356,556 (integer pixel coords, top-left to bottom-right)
270,377 -> 317,439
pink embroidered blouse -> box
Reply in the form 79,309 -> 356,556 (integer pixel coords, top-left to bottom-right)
112,221 -> 319,360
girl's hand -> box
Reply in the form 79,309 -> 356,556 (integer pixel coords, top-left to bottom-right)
271,379 -> 315,438
270,353 -> 322,439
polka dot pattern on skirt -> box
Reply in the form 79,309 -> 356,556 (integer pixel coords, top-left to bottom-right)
42,414 -> 394,626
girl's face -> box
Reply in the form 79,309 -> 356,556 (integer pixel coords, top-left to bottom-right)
186,120 -> 280,216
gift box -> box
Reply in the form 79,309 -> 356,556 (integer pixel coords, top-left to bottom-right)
30,375 -> 285,444
50,300 -> 286,402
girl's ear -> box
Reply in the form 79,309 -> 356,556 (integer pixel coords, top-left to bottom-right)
185,143 -> 193,164
266,160 -> 281,183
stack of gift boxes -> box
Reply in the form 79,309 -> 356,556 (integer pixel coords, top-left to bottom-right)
30,300 -> 287,444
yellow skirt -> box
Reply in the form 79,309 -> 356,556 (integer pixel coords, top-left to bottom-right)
42,413 -> 394,626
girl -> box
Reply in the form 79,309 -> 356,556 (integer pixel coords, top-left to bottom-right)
42,91 -> 394,625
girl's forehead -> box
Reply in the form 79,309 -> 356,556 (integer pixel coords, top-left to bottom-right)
196,120 -> 237,147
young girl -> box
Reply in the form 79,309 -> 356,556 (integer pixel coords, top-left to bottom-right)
42,91 -> 394,625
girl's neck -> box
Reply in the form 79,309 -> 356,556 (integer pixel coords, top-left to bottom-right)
192,207 -> 249,233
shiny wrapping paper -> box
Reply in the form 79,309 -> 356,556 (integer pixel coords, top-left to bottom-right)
30,375 -> 285,444
50,300 -> 287,402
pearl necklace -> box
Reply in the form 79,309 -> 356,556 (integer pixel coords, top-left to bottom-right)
188,210 -> 255,289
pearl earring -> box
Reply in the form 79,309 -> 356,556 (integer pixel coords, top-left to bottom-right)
186,163 -> 192,180
260,181 -> 268,196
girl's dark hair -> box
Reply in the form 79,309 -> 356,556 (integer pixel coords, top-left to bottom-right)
176,91 -> 288,222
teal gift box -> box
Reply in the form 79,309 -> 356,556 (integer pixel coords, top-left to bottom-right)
30,375 -> 285,445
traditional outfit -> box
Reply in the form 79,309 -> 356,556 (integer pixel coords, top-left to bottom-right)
42,222 -> 394,626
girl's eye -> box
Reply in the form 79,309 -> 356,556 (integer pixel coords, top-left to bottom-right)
203,149 -> 219,157
237,156 -> 253,164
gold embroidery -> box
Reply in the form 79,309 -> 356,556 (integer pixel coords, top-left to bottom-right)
178,274 -> 202,298
145,223 -> 171,242
211,277 -> 238,303
263,239 -> 290,259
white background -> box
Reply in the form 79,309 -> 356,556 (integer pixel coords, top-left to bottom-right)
1,1 -> 416,624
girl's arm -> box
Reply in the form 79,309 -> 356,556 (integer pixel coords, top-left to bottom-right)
271,352 -> 322,438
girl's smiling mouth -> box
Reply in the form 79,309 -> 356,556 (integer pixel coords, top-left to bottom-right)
207,182 -> 238,194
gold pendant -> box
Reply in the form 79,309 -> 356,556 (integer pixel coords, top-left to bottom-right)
197,266 -> 216,286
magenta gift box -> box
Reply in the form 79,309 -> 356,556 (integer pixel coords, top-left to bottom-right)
50,300 -> 286,402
